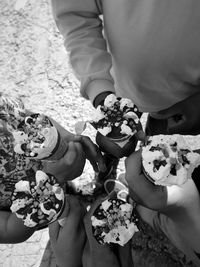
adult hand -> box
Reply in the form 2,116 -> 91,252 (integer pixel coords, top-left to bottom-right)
150,92 -> 200,134
125,150 -> 200,218
49,195 -> 86,267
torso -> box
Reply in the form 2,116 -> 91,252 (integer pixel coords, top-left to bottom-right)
101,0 -> 200,112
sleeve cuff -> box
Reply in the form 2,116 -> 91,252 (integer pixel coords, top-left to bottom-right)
83,79 -> 115,105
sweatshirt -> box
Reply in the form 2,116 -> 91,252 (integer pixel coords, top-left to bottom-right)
51,0 -> 200,112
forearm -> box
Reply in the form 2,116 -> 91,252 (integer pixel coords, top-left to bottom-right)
51,0 -> 115,104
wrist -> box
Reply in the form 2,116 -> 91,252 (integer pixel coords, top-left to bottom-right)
85,79 -> 115,106
93,91 -> 113,108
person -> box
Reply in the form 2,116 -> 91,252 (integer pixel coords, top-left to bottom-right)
49,180 -> 200,267
125,150 -> 200,267
48,195 -> 86,267
50,0 -> 200,192
49,194 -> 134,267
0,93 -> 105,243
50,0 -> 200,135
50,1 -> 200,265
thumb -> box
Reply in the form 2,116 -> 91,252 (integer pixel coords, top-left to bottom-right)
150,103 -> 181,120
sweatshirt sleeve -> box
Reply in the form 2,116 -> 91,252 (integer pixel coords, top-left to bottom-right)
51,0 -> 115,104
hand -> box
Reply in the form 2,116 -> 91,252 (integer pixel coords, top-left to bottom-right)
53,119 -> 105,172
49,195 -> 86,267
96,126 -> 145,159
75,135 -> 106,173
93,92 -> 114,108
43,119 -> 105,183
150,92 -> 200,134
82,197 -> 120,267
125,150 -> 200,216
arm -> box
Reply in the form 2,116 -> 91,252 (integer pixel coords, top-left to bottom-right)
43,117 -> 106,183
49,196 -> 86,267
0,211 -> 35,243
125,150 -> 200,263
51,0 -> 115,105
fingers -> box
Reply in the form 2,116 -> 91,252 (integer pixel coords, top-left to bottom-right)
125,150 -> 168,210
77,135 -> 106,172
125,149 -> 142,174
135,129 -> 147,142
64,141 -> 77,165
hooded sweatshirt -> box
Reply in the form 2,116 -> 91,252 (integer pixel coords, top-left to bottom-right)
51,0 -> 200,112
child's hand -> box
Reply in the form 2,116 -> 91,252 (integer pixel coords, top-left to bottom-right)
44,118 -> 106,183
49,195 -> 86,267
82,197 -> 120,267
75,135 -> 106,173
125,150 -> 200,259
43,139 -> 86,183
150,92 -> 200,134
125,150 -> 200,216
52,118 -> 106,173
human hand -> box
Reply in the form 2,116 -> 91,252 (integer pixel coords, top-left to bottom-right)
94,93 -> 145,158
82,197 -> 120,267
75,134 -> 106,174
43,118 -> 106,183
150,92 -> 200,134
96,129 -> 145,158
93,92 -> 114,108
125,150 -> 200,217
49,195 -> 86,267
